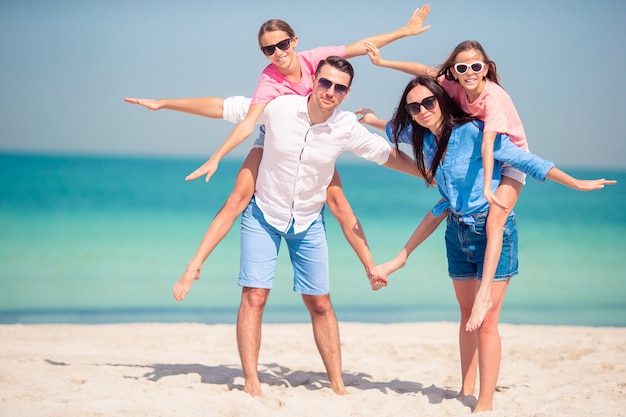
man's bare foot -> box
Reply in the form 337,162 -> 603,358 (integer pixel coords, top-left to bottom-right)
244,380 -> 263,397
466,296 -> 493,332
331,383 -> 348,395
472,402 -> 493,413
172,267 -> 200,302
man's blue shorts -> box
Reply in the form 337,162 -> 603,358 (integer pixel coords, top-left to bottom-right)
238,198 -> 330,295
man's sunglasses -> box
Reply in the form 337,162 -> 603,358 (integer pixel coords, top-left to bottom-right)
453,61 -> 486,75
317,77 -> 349,97
404,96 -> 436,115
260,37 -> 293,56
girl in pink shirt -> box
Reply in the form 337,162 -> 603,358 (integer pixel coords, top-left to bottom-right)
125,6 -> 432,303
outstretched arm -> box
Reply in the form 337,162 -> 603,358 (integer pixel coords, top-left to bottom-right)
123,96 -> 225,119
370,207 -> 446,290
383,148 -> 422,178
545,167 -> 617,191
344,4 -> 431,58
355,108 -> 388,132
186,102 -> 266,182
364,41 -> 437,77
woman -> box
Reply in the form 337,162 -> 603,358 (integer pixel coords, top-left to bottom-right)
370,76 -> 615,412
364,39 -> 533,332
124,5 -> 432,303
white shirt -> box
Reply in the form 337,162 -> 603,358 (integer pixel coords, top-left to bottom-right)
226,94 -> 392,233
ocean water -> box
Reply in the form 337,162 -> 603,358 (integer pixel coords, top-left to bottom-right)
1,153 -> 624,326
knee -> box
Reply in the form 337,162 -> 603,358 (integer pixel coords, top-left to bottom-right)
242,288 -> 269,310
224,189 -> 253,213
303,295 -> 333,316
486,211 -> 507,234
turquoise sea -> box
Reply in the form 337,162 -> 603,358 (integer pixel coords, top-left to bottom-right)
1,153 -> 625,326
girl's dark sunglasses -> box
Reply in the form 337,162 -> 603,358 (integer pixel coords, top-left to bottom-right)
261,37 -> 293,56
405,96 -> 436,115
317,77 -> 349,97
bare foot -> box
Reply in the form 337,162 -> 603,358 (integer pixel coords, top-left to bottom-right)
244,380 -> 264,397
172,267 -> 200,302
331,383 -> 349,395
466,296 -> 493,332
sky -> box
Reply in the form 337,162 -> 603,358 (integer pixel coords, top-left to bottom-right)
1,0 -> 625,169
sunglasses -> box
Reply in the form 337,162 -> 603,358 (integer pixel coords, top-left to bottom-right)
404,96 -> 437,115
260,37 -> 293,56
453,61 -> 486,75
317,77 -> 349,97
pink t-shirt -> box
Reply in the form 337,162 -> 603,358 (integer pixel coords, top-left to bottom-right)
439,76 -> 528,150
250,45 -> 346,105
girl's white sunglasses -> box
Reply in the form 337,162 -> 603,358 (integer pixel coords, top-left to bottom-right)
453,61 -> 486,74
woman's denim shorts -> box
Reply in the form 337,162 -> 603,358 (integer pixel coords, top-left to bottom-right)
445,211 -> 519,281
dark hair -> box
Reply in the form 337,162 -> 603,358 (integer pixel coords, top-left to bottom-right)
257,19 -> 296,48
314,56 -> 354,86
390,76 -> 475,185
436,40 -> 501,86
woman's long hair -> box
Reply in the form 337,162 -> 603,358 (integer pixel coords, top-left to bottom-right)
389,76 -> 475,185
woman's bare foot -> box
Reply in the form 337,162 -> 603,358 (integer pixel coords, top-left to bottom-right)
465,296 -> 493,332
172,267 -> 200,302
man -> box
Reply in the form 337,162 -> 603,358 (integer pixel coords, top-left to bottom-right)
190,56 -> 420,396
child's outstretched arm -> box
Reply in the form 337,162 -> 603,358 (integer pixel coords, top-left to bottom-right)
186,103 -> 266,182
369,207 -> 446,290
344,4 -> 431,58
123,96 -> 225,119
363,41 -> 437,78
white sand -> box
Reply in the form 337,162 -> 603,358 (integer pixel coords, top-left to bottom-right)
1,322 -> 625,417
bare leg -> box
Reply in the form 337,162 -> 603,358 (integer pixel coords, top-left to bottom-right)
453,279 -> 479,397
301,293 -> 347,395
474,279 -> 510,413
325,169 -> 374,273
466,177 -> 522,331
237,287 -> 269,396
173,148 -> 262,301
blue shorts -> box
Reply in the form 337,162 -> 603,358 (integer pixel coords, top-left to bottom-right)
445,211 -> 518,281
239,198 -> 330,295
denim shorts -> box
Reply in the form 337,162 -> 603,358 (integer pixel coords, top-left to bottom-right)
445,211 -> 519,281
239,198 -> 330,295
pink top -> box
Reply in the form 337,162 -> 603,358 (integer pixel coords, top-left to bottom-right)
251,45 -> 346,105
439,76 -> 528,150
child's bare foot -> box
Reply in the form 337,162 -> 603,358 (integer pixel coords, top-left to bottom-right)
466,296 -> 493,332
172,267 -> 200,302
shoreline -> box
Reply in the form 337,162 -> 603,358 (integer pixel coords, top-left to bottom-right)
1,322 -> 625,417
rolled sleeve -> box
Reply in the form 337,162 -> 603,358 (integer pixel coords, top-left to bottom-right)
223,96 -> 251,124
494,134 -> 555,182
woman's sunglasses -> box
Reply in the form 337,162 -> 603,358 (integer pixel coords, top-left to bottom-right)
405,96 -> 436,115
453,61 -> 486,75
317,77 -> 349,97
261,37 -> 293,56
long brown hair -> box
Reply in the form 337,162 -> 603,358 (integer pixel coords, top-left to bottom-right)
436,40 -> 501,86
390,76 -> 475,185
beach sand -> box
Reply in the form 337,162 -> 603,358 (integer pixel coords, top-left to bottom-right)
1,322 -> 625,417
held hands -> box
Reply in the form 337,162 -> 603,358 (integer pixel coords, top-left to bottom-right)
404,4 -> 432,36
363,41 -> 382,66
367,270 -> 388,291
123,97 -> 162,111
186,155 -> 220,182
